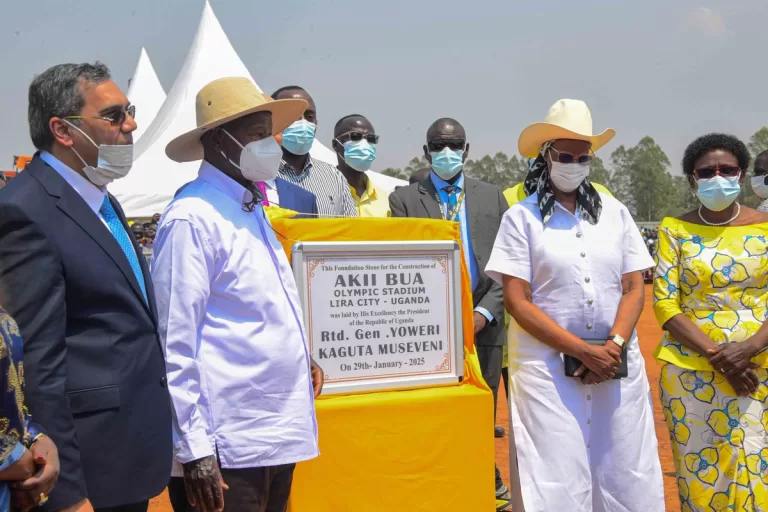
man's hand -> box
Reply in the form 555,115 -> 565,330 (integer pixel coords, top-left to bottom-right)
183,455 -> 229,512
708,342 -> 760,377
310,358 -> 324,398
10,436 -> 59,511
473,312 -> 488,335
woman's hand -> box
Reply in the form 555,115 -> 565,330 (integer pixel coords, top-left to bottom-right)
581,371 -> 609,385
11,435 -> 59,511
574,344 -> 621,380
580,341 -> 623,385
723,369 -> 760,397
708,341 -> 760,377
0,447 -> 34,482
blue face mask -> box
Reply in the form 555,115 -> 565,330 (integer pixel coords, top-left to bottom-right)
281,120 -> 316,156
430,148 -> 464,180
341,140 -> 376,172
696,175 -> 741,212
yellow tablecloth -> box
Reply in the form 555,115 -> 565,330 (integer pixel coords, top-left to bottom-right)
273,218 -> 495,511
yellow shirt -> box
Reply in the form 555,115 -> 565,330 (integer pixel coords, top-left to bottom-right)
503,181 -> 613,207
653,218 -> 768,371
349,178 -> 391,218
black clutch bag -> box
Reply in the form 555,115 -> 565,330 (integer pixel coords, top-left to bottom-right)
564,339 -> 628,379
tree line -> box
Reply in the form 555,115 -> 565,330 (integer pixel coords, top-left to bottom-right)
382,127 -> 768,221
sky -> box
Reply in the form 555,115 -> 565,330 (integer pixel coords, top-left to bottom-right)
1,0 -> 766,175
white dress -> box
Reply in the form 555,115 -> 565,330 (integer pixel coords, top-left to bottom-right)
485,192 -> 664,512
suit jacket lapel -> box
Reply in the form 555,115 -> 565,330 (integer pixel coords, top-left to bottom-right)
418,179 -> 443,219
29,160 -> 154,320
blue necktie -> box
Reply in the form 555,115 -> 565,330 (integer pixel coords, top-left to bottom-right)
443,185 -> 459,219
99,197 -> 148,302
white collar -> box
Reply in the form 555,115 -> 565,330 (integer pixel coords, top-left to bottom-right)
199,161 -> 254,205
40,151 -> 106,214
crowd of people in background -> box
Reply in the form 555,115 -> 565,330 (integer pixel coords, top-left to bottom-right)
0,58 -> 767,512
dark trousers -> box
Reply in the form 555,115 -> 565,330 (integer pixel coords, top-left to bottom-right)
168,464 -> 296,512
501,365 -> 509,400
476,344 -> 502,421
476,344 -> 504,490
96,502 -> 149,512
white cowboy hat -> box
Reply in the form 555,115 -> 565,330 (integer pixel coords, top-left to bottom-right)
518,99 -> 615,159
166,77 -> 307,163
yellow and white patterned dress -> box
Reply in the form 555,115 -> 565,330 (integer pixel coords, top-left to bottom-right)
653,217 -> 768,511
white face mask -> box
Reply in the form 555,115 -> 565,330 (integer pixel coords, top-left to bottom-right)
751,175 -> 768,199
221,130 -> 282,182
64,120 -> 133,187
549,161 -> 590,193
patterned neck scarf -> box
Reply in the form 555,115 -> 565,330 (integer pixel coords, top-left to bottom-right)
522,141 -> 602,225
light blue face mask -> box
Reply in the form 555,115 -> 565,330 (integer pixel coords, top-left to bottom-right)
430,148 -> 464,180
281,120 -> 316,156
696,175 -> 741,211
341,140 -> 376,172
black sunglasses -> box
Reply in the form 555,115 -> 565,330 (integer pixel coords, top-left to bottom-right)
549,147 -> 593,165
428,139 -> 466,152
339,131 -> 379,144
693,166 -> 742,181
65,105 -> 136,127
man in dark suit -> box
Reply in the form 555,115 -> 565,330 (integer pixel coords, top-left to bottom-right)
0,62 -> 172,512
389,118 -> 510,511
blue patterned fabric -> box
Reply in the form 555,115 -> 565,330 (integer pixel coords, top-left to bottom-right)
99,197 -> 147,302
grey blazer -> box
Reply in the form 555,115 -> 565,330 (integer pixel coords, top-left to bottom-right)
389,175 -> 507,346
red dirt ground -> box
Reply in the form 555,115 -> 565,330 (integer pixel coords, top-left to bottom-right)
148,284 -> 678,511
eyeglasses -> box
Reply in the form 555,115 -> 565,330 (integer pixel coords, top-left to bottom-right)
427,139 -> 466,152
549,147 -> 593,165
65,105 -> 136,127
693,166 -> 742,181
338,131 -> 379,144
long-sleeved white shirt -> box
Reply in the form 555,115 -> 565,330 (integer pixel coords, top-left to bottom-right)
152,161 -> 318,470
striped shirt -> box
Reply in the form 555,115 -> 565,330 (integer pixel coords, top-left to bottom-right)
759,199 -> 768,212
277,157 -> 358,217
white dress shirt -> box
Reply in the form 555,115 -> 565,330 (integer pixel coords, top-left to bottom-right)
263,178 -> 280,205
39,151 -> 109,229
152,162 -> 319,470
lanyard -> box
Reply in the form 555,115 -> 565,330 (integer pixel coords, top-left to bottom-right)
434,188 -> 466,222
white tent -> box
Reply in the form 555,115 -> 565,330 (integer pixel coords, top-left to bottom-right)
126,48 -> 166,142
113,0 -> 405,218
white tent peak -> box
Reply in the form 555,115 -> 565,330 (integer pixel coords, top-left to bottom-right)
132,0 -> 254,160
112,0 -> 256,216
126,47 -> 166,142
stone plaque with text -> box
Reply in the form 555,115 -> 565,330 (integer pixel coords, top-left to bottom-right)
292,241 -> 464,394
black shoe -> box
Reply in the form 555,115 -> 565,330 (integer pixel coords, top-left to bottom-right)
494,426 -> 505,438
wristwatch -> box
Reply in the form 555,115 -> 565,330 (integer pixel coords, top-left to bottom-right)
608,334 -> 626,348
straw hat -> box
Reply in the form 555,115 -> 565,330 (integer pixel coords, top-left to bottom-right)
518,99 -> 615,159
166,77 -> 307,163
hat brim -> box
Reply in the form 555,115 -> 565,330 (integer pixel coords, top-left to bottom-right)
518,123 -> 616,159
165,98 -> 307,163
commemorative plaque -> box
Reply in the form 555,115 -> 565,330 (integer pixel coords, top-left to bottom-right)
292,241 -> 464,394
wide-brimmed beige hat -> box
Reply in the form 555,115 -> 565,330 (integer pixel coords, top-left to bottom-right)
166,77 -> 307,163
518,99 -> 615,158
